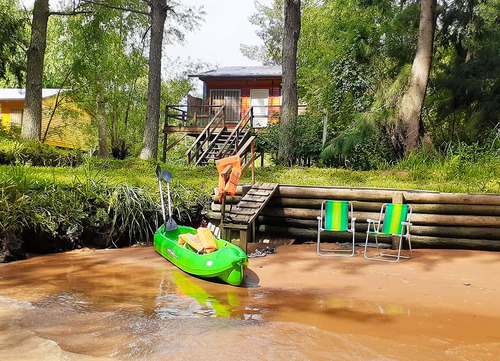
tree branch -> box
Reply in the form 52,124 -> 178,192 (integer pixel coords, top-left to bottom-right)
48,10 -> 92,16
81,1 -> 151,16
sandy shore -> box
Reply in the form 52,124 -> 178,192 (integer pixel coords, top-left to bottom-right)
1,243 -> 500,360
248,244 -> 500,315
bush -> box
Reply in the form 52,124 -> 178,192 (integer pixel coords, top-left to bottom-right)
0,138 -> 84,167
0,159 -> 160,261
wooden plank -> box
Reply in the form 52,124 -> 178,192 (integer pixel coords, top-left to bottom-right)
224,183 -> 279,225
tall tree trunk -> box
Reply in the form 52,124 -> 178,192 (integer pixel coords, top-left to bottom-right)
398,0 -> 437,155
278,0 -> 301,165
22,0 -> 49,141
96,94 -> 109,157
140,0 -> 168,160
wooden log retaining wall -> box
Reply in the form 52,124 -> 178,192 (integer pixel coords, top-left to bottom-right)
208,184 -> 500,251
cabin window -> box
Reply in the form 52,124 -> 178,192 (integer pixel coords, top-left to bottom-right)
10,109 -> 24,128
250,89 -> 269,128
210,89 -> 241,123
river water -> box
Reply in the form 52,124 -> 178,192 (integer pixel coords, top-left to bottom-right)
0,246 -> 499,360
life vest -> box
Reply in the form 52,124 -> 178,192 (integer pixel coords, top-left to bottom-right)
215,155 -> 242,202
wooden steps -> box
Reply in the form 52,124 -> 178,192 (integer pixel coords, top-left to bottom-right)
224,183 -> 279,224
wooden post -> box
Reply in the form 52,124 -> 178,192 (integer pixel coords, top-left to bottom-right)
162,107 -> 169,162
162,133 -> 167,162
251,141 -> 255,185
322,113 -> 328,145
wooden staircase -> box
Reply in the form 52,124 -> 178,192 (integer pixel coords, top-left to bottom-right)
220,182 -> 279,253
186,106 -> 255,166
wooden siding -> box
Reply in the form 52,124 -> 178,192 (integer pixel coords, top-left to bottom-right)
0,96 -> 92,150
203,77 -> 281,122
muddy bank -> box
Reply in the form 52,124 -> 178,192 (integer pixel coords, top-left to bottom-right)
1,244 -> 499,360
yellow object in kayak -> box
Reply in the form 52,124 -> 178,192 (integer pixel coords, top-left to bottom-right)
197,227 -> 217,254
178,228 -> 218,254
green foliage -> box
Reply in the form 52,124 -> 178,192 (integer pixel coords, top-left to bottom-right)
241,0 -> 284,65
426,0 -> 500,145
256,114 -> 324,165
0,0 -> 29,87
0,138 -> 84,167
0,156 -> 161,258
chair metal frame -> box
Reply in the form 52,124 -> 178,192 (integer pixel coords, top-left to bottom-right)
317,200 -> 356,257
364,203 -> 413,262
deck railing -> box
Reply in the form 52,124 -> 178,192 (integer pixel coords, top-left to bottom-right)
165,105 -> 223,128
185,106 -> 226,165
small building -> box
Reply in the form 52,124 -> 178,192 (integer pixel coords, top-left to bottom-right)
189,66 -> 282,128
0,88 -> 92,150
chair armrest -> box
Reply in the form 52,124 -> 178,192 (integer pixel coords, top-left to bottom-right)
401,221 -> 412,226
366,219 -> 378,224
351,217 -> 357,221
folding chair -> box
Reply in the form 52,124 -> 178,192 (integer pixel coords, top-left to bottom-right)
317,200 -> 356,257
364,203 -> 412,262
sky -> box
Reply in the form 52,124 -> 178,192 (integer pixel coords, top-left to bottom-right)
165,0 -> 273,68
20,0 -> 272,68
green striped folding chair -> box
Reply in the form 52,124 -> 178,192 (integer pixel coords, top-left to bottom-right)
364,203 -> 413,262
317,200 -> 356,257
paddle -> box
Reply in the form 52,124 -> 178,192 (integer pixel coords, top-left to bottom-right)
161,169 -> 178,231
155,165 -> 167,230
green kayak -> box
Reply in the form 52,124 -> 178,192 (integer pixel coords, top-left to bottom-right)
154,225 -> 248,286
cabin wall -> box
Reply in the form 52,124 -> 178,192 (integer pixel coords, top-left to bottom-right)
41,96 -> 92,150
0,96 -> 92,150
0,100 -> 25,128
202,77 -> 282,122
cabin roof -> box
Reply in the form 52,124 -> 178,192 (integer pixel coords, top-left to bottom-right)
0,88 -> 69,101
190,66 -> 282,79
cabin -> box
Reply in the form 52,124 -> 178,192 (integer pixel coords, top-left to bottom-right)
190,65 -> 282,127
163,66 -> 282,165
0,88 -> 92,150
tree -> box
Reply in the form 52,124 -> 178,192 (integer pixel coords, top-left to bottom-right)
22,0 -> 49,141
22,0 -> 88,141
84,0 -> 203,161
278,0 -> 301,165
139,0 -> 172,160
397,0 -> 437,154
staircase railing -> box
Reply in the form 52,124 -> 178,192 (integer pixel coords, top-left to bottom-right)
215,107 -> 254,160
185,106 -> 226,165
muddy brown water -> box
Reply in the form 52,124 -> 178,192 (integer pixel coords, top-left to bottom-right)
0,246 -> 499,360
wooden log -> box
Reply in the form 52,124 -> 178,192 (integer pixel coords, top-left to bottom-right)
269,197 -> 383,211
261,207 -> 380,222
267,196 -> 500,216
277,185 -> 396,202
212,195 -> 242,203
411,213 -> 500,227
411,235 -> 500,251
404,192 -> 500,206
258,215 -> 370,232
260,206 -> 500,227
257,224 -> 366,242
211,203 -> 243,212
410,203 -> 500,216
258,215 -> 500,240
257,225 -> 500,251
411,225 -> 500,240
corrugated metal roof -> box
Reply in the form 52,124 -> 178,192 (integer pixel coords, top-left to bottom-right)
190,66 -> 282,78
0,88 -> 69,101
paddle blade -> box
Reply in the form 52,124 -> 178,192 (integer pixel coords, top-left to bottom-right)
165,218 -> 178,231
162,170 -> 173,183
155,165 -> 162,179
